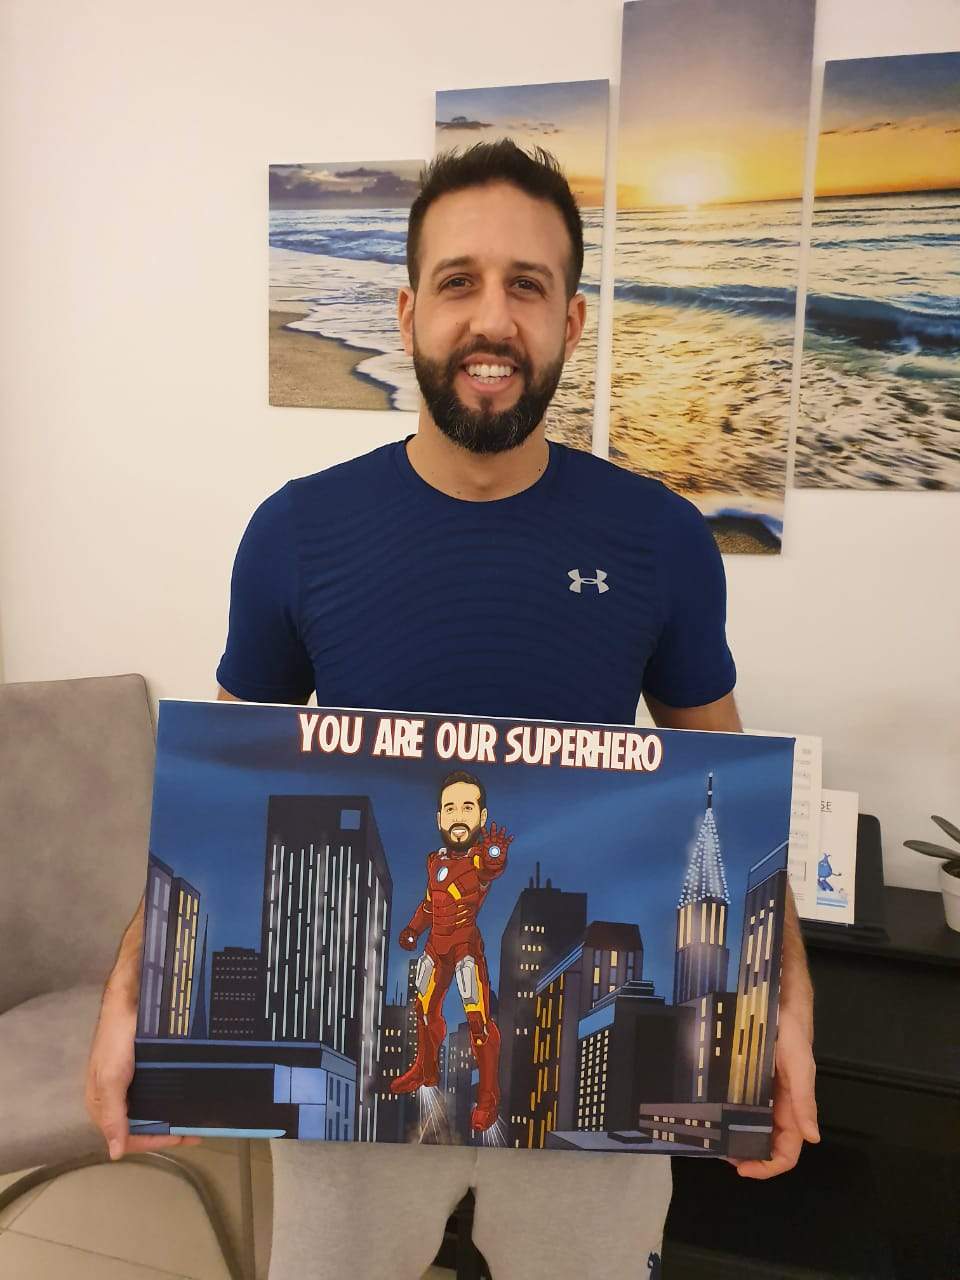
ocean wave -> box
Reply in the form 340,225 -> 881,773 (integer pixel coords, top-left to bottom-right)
269,227 -> 407,266
614,280 -> 798,319
804,293 -> 960,352
628,235 -> 797,249
614,280 -> 960,352
812,232 -> 960,251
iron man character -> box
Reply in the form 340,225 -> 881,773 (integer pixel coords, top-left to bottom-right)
390,770 -> 513,1133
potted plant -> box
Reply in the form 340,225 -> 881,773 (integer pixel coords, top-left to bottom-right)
904,815 -> 960,932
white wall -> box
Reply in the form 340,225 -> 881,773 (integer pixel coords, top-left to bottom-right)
1,0 -> 957,890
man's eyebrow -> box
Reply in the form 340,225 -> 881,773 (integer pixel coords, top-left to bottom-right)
430,256 -> 475,279
511,259 -> 555,282
429,256 -> 556,283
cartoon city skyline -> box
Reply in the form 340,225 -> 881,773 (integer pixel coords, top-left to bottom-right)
130,770 -> 786,1159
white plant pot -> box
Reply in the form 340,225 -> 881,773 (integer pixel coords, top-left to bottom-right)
939,862 -> 960,933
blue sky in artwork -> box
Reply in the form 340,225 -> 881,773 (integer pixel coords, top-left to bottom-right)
822,51 -> 960,128
436,80 -> 609,133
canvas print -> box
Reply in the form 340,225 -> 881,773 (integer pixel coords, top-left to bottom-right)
269,160 -> 423,410
436,80 -> 610,453
611,0 -> 816,553
796,52 -> 960,490
130,702 -> 794,1158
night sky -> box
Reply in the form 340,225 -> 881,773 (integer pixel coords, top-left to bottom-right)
148,702 -> 794,1030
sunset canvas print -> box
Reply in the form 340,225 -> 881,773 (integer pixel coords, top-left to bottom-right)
611,0 -> 816,553
436,80 -> 610,453
795,52 -> 960,490
269,160 -> 423,410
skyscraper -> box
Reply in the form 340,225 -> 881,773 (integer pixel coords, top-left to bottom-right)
209,946 -> 260,1039
497,864 -> 586,1147
139,855 -> 174,1038
674,774 -> 731,1006
447,1020 -> 475,1144
189,917 -> 209,1039
376,1000 -> 409,1141
141,857 -> 200,1041
528,920 -> 644,1147
728,844 -> 788,1107
259,795 -> 392,1141
672,773 -> 735,1103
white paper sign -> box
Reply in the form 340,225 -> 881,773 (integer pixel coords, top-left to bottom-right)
813,788 -> 859,925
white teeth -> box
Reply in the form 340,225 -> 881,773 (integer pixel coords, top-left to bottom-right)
465,363 -> 513,378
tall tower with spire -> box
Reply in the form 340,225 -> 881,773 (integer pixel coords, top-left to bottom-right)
674,773 -> 731,1005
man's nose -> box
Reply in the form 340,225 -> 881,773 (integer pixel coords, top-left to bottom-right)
469,284 -> 518,342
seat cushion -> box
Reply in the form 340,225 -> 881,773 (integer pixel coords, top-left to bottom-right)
0,985 -> 107,1173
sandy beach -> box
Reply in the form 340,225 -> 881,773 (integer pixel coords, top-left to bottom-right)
269,309 -> 392,410
708,515 -> 781,555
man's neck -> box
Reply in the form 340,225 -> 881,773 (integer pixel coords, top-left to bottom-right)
406,414 -> 549,502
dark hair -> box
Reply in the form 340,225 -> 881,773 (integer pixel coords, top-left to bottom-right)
437,770 -> 486,814
407,140 -> 584,299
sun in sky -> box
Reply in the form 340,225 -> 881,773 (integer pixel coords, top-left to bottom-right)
644,152 -> 734,208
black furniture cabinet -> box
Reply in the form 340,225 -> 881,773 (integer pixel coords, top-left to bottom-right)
664,818 -> 960,1279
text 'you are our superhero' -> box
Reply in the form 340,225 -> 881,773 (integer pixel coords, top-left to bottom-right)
297,712 -> 664,773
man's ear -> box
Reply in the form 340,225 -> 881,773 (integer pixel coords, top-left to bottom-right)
436,811 -> 442,832
398,286 -> 415,356
480,807 -> 488,829
563,292 -> 587,363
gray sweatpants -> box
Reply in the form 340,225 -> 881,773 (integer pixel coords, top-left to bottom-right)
268,1141 -> 672,1279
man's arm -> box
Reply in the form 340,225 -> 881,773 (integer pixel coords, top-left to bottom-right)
85,896 -> 201,1160
644,688 -> 819,1179
643,689 -> 742,733
217,686 -> 311,706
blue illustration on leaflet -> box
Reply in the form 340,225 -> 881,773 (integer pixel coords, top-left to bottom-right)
129,700 -> 795,1158
815,850 -> 849,911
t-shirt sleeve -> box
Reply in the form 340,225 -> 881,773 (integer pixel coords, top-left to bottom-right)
215,484 -> 316,704
641,495 -> 737,708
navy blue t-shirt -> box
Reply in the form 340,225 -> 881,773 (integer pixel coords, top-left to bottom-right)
216,440 -> 736,724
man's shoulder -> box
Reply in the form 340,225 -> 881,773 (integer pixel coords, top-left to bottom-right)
558,445 -> 706,529
286,441 -> 397,502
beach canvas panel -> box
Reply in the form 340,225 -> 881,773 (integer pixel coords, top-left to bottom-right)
611,0 -> 816,553
436,80 -> 610,453
796,52 -> 960,490
129,700 -> 795,1158
269,160 -> 424,410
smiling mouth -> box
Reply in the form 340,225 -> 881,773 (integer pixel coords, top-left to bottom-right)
460,360 -> 518,391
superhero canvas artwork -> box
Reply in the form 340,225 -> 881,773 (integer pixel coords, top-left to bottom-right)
129,701 -> 795,1158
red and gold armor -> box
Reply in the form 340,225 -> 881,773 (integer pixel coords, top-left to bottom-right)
390,823 -> 512,1132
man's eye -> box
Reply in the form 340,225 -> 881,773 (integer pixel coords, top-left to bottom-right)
515,278 -> 542,293
441,276 -> 469,290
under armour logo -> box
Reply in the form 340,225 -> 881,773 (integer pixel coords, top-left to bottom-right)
568,569 -> 609,594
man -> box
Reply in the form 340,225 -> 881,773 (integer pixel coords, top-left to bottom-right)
391,771 -> 512,1133
87,141 -> 818,1279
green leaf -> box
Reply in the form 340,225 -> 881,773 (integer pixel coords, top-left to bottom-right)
903,839 -> 959,859
931,815 -> 960,847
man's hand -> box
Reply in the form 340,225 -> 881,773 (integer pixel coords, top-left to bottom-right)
398,928 -> 419,952
726,1005 -> 819,1179
85,899 -> 201,1161
727,887 -> 819,1180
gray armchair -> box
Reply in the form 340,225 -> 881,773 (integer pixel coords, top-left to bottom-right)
0,673 -> 253,1279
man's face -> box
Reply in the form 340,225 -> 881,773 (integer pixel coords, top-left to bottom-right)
399,182 -> 586,454
437,781 -> 488,850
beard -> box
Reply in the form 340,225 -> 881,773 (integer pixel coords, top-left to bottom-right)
441,821 -> 482,850
412,335 -> 565,456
